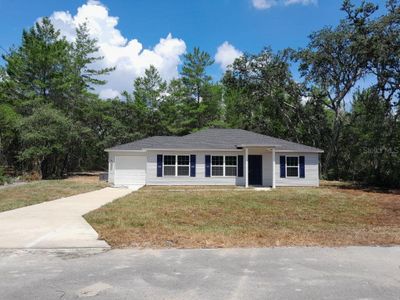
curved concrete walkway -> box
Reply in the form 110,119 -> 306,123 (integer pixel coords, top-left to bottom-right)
0,187 -> 133,249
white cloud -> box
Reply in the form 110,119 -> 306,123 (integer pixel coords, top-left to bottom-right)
251,0 -> 277,10
252,0 -> 317,9
215,42 -> 243,71
284,0 -> 317,6
49,0 -> 186,98
301,95 -> 311,104
99,88 -> 121,99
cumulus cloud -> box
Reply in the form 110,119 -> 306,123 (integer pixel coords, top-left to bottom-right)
284,0 -> 317,6
251,0 -> 277,10
215,42 -> 243,71
49,0 -> 186,98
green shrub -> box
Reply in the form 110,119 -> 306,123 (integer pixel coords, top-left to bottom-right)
0,167 -> 10,185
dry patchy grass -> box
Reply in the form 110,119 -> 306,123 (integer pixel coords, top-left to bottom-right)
64,175 -> 105,183
85,184 -> 400,248
0,177 -> 108,212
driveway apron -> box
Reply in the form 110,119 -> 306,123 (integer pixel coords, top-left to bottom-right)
0,187 -> 133,249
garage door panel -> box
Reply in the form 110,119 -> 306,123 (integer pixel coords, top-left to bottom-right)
115,155 -> 146,186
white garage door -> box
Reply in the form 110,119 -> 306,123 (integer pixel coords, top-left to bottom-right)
114,155 -> 146,188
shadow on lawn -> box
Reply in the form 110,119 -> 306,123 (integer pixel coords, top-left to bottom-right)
321,180 -> 400,195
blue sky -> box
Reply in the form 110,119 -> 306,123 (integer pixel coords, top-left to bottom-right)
0,0 -> 385,98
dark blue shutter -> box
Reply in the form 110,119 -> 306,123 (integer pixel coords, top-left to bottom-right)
190,155 -> 196,177
280,156 -> 286,178
157,154 -> 163,177
238,155 -> 244,177
299,156 -> 305,178
205,155 -> 211,177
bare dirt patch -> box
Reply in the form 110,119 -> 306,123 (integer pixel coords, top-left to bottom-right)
65,175 -> 103,184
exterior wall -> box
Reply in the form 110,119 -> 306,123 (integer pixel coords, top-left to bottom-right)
146,150 -> 245,186
108,151 -> 146,188
109,149 -> 320,188
274,152 -> 320,187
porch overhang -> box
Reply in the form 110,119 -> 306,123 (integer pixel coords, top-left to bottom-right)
236,144 -> 280,149
240,145 -> 277,189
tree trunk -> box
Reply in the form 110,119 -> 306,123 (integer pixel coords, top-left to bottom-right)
323,110 -> 342,178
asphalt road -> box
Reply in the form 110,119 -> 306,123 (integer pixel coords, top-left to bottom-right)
0,247 -> 399,299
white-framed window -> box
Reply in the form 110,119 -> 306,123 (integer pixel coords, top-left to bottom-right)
212,156 -> 224,176
225,156 -> 237,176
211,155 -> 237,177
163,155 -> 176,176
286,156 -> 299,178
177,155 -> 190,176
163,155 -> 190,176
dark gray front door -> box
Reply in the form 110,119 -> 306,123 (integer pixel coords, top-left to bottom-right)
248,155 -> 262,186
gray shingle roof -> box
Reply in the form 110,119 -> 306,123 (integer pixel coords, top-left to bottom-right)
106,129 -> 323,153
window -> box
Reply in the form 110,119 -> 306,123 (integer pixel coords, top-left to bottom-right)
163,155 -> 190,176
163,155 -> 176,176
211,155 -> 237,177
212,156 -> 224,176
225,156 -> 237,176
177,155 -> 190,176
286,156 -> 299,177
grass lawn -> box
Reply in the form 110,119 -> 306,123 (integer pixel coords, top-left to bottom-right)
85,182 -> 400,248
0,176 -> 108,212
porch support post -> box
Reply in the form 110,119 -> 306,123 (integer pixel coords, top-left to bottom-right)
245,147 -> 249,188
272,148 -> 276,188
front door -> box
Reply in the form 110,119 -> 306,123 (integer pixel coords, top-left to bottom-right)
248,155 -> 262,186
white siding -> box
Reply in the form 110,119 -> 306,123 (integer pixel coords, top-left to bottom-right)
109,149 -> 320,188
146,150 -> 245,186
262,152 -> 273,186
274,152 -> 320,187
109,152 -> 146,188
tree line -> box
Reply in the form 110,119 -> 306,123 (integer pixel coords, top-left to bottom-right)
0,0 -> 399,187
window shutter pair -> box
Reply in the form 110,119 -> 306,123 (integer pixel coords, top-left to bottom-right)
157,154 -> 196,177
279,155 -> 305,178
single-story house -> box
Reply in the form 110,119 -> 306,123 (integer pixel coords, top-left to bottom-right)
105,129 -> 323,189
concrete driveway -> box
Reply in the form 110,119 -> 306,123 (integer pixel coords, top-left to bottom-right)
0,247 -> 399,299
0,187 -> 132,249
